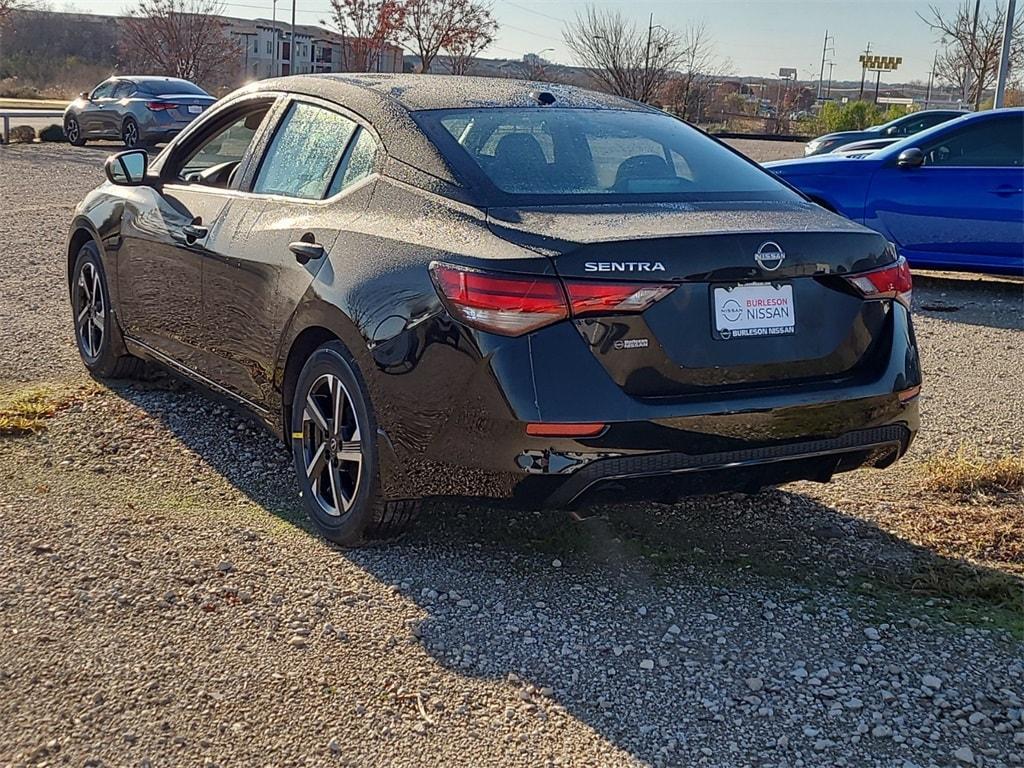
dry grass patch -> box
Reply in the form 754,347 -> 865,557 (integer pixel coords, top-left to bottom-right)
0,384 -> 92,436
923,448 -> 1024,500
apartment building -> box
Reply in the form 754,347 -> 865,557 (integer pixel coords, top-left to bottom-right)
222,17 -> 403,81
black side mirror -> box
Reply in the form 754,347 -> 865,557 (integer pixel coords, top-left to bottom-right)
897,148 -> 925,169
79,91 -> 91,100
105,150 -> 149,186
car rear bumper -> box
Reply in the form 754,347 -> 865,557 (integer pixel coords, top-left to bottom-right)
370,300 -> 921,505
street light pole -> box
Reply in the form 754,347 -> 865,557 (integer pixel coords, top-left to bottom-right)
643,13 -> 653,102
271,0 -> 278,78
290,0 -> 297,76
994,0 -> 1016,108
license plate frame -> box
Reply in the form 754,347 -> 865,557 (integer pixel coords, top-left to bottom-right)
187,105 -> 204,114
712,282 -> 796,340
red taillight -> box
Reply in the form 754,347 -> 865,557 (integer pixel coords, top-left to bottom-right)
146,101 -> 178,111
563,280 -> 676,317
431,264 -> 568,335
431,263 -> 675,336
846,255 -> 912,308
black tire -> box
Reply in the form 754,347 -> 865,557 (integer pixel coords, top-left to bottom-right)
290,341 -> 419,546
122,117 -> 141,149
70,242 -> 145,379
64,116 -> 85,146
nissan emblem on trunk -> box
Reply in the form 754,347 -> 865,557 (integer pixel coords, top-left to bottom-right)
754,241 -> 786,271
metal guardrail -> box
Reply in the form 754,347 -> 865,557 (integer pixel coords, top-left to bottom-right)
711,131 -> 811,143
0,109 -> 65,144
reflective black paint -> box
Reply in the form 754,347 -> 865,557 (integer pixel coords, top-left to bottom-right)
67,76 -> 921,508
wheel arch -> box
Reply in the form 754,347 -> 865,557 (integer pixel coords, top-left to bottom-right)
66,220 -> 103,290
279,325 -> 341,436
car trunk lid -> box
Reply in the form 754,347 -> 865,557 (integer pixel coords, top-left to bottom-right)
486,202 -> 896,399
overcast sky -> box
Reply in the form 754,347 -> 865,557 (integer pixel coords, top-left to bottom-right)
78,0 -> 985,83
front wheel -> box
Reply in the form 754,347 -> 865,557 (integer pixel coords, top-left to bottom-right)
70,242 -> 144,379
65,116 -> 85,146
290,341 -> 419,546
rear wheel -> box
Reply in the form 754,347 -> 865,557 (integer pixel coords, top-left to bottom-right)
122,117 -> 141,148
70,242 -> 144,379
65,116 -> 85,146
290,341 -> 419,546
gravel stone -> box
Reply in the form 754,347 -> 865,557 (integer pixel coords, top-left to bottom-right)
0,141 -> 1021,768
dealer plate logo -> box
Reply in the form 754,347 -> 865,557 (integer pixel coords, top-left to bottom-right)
754,241 -> 786,271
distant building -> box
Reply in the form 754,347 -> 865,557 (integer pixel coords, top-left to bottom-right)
222,17 -> 403,81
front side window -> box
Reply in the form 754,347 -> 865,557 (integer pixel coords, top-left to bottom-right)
174,106 -> 271,181
253,102 -> 357,199
91,81 -> 116,99
416,107 -> 796,202
921,115 -> 1024,167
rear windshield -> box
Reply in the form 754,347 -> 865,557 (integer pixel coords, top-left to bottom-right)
414,107 -> 799,203
143,80 -> 209,97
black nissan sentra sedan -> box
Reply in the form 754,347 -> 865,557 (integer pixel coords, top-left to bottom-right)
66,74 -> 921,545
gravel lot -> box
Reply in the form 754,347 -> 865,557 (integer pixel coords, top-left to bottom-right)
0,141 -> 1021,768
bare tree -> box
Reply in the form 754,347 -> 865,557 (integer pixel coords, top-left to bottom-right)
120,0 -> 240,86
562,6 -> 683,102
0,0 -> 25,26
405,0 -> 496,74
328,0 -> 406,72
660,23 -> 730,120
442,1 -> 496,75
920,1 -> 1023,109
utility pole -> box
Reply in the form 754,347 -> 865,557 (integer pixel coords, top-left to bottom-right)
817,30 -> 834,100
826,61 -> 835,98
858,42 -> 871,100
994,0 -> 1016,108
290,0 -> 297,76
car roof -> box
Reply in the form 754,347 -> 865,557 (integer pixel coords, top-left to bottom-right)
248,73 -> 652,114
873,107 -> 1022,159
236,73 -> 659,195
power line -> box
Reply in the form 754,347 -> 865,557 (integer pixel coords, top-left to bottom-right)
499,0 -> 568,24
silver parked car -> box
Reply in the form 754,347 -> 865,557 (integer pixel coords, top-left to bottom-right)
63,76 -> 215,148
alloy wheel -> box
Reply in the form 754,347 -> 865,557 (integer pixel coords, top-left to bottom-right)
123,121 -> 138,147
66,119 -> 80,143
301,373 -> 363,517
75,261 -> 105,360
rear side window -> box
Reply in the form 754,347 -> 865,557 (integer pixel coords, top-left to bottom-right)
254,102 -> 357,200
327,127 -> 378,197
417,107 -> 795,202
112,81 -> 136,99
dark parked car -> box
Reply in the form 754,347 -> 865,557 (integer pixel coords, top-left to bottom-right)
804,109 -> 966,156
767,109 -> 1024,276
828,137 -> 901,156
63,76 -> 215,148
67,74 -> 921,545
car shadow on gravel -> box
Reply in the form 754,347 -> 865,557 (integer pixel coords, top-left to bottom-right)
912,272 -> 1023,331
110,374 -> 1023,633
105,377 -> 1024,765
